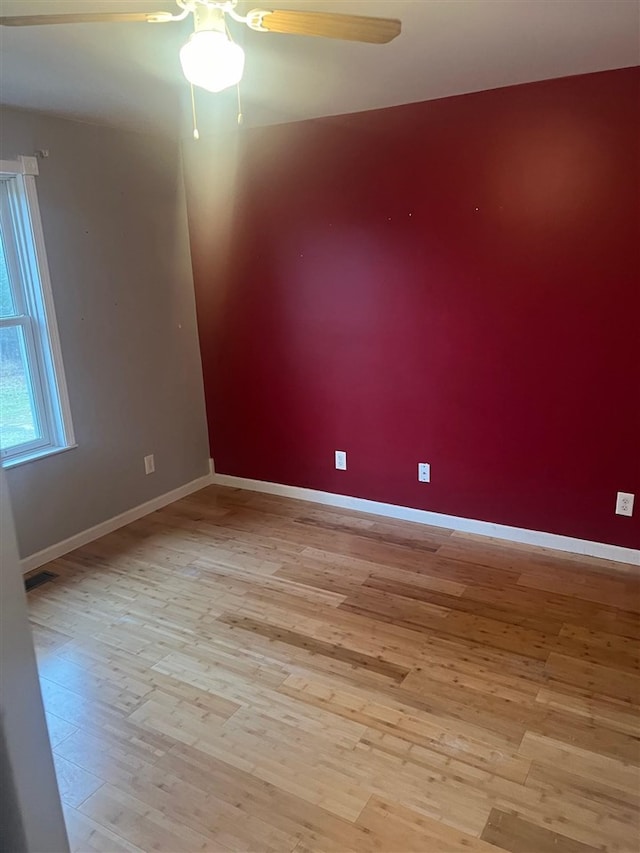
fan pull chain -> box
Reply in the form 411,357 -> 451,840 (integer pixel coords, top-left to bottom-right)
236,82 -> 244,126
190,82 -> 200,140
224,19 -> 244,127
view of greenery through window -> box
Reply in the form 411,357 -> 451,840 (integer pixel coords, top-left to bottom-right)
0,229 -> 39,451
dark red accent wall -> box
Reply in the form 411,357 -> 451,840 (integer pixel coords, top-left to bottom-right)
185,68 -> 640,549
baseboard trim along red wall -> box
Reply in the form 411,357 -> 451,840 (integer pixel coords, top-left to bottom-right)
211,470 -> 640,565
185,67 -> 640,551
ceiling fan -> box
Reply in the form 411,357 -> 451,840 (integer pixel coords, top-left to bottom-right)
0,1 -> 402,97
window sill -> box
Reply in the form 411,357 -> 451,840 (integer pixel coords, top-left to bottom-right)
2,443 -> 78,469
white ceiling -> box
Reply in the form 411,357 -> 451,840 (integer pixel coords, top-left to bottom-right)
1,0 -> 638,137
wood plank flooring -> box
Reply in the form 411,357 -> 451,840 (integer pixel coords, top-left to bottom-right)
26,485 -> 640,853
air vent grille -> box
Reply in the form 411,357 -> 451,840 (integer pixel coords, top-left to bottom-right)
24,570 -> 57,591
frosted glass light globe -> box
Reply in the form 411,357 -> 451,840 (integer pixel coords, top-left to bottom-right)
180,30 -> 245,93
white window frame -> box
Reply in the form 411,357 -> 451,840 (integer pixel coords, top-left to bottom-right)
0,155 -> 75,467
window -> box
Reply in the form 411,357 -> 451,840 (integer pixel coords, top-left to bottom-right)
0,156 -> 74,466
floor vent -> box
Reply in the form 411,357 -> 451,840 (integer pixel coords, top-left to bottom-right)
24,570 -> 58,592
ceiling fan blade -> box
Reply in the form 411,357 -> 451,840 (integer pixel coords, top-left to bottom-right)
0,11 -> 169,26
257,10 -> 401,43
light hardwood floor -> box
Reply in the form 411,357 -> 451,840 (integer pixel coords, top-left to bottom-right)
27,485 -> 639,853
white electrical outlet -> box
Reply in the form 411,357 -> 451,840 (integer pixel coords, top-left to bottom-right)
418,462 -> 430,483
144,454 -> 155,475
615,492 -> 634,517
335,450 -> 347,470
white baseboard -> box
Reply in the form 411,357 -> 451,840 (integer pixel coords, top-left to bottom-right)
211,472 -> 640,566
20,463 -> 638,573
21,472 -> 213,574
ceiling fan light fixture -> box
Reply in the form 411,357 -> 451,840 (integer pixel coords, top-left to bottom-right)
179,30 -> 245,94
